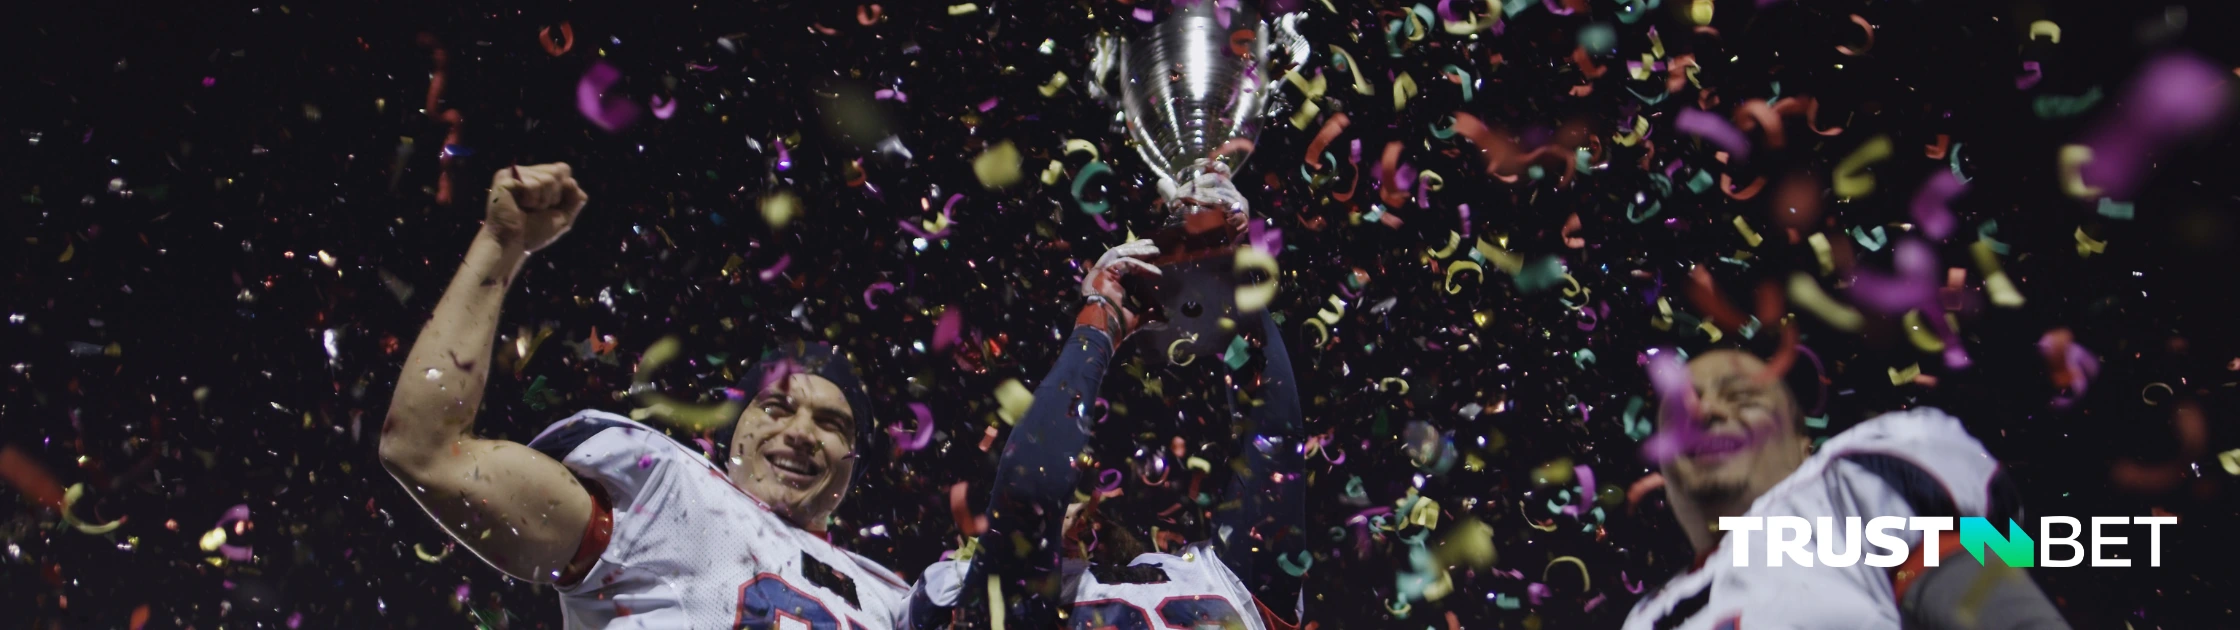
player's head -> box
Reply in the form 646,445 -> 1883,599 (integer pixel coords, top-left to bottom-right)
1662,349 -> 1814,518
723,342 -> 877,530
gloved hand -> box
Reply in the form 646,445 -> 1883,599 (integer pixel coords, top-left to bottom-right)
1157,161 -> 1250,241
1076,239 -> 1162,341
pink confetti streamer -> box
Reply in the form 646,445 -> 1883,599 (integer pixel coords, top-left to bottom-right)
1675,108 -> 1750,160
1909,171 -> 1965,240
577,62 -> 642,133
888,403 -> 937,452
863,282 -> 897,309
650,94 -> 678,120
2077,54 -> 2233,200
932,308 -> 963,351
757,254 -> 792,282
2039,331 -> 2100,410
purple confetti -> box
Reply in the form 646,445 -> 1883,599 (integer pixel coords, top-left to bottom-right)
1675,109 -> 1750,161
1910,171 -> 1965,240
577,62 -> 642,133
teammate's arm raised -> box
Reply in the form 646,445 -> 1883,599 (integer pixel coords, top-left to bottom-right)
378,164 -> 596,584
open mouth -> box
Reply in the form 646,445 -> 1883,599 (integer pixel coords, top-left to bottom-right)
1682,433 -> 1755,464
764,450 -> 824,487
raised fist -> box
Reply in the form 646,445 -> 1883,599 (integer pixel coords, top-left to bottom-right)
487,163 -> 588,253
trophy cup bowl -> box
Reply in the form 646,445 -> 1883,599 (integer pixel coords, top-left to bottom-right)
1090,2 -> 1307,358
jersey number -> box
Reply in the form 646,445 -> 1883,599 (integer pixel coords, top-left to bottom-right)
1070,596 -> 1244,630
734,574 -> 868,630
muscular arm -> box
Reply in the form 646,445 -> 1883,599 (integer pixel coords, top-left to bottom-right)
379,168 -> 593,585
1217,312 -> 1306,615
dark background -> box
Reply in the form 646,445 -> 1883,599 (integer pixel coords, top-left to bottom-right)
5,0 -> 2239,627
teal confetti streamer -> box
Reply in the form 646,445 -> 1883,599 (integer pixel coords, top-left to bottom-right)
1978,220 -> 2010,255
2096,198 -> 2134,220
1686,169 -> 1715,194
2032,86 -> 2104,119
1573,348 -> 1597,370
1615,0 -> 1661,24
1849,225 -> 1888,251
1071,162 -> 1114,214
1442,65 -> 1474,102
1224,335 -> 1252,371
1623,396 -> 1653,441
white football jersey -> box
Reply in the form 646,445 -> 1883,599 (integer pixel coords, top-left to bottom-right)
528,410 -> 910,629
1623,407 -> 2018,630
912,540 -> 1276,630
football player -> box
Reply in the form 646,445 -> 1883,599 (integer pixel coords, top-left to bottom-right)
380,164 -> 910,628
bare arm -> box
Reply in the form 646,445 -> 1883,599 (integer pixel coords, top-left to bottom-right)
378,164 -> 593,584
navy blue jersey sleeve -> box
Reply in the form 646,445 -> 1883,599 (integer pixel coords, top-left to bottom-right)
1215,313 -> 1306,619
948,326 -> 1114,629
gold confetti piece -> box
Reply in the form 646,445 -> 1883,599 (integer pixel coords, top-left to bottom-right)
760,189 -> 800,231
1788,273 -> 1865,331
1392,72 -> 1419,112
1691,0 -> 1714,25
1649,297 -> 1675,331
2075,227 -> 2107,257
1441,4 -> 1497,34
1614,116 -> 1649,146
972,140 -> 1023,190
1903,310 -> 1946,353
1732,216 -> 1764,247
1234,247 -> 1280,313
1985,271 -> 2025,307
1545,556 -> 1592,591
1531,458 -> 1575,487
993,379 -> 1034,425
1428,231 -> 1462,259
1036,72 -> 1069,97
414,542 -> 451,563
199,527 -> 228,552
986,575 -> 1006,630
60,484 -> 124,534
1282,68 -> 1328,100
1697,320 -> 1724,343
1304,318 -> 1330,347
1167,333 -> 1201,366
1833,135 -> 1892,200
1185,457 -> 1212,473
1889,363 -> 1923,385
1403,494 -> 1440,530
1433,518 -> 1498,569
1444,260 -> 1484,294
1473,236 -> 1524,273
1317,295 -> 1347,325
2058,145 -> 2103,199
1063,138 -> 1100,161
947,3 -> 979,15
2029,20 -> 2062,43
58,243 -> 74,262
1379,377 -> 1411,395
1808,232 -> 1835,275
1288,99 -> 1323,130
2217,449 -> 2240,476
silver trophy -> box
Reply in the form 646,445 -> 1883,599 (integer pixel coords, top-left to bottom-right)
1088,1 -> 1308,357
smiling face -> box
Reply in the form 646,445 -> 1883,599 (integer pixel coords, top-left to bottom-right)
727,374 -> 858,530
1663,350 -> 1813,516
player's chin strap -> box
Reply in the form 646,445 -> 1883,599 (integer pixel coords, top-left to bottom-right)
1892,531 -> 2070,630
